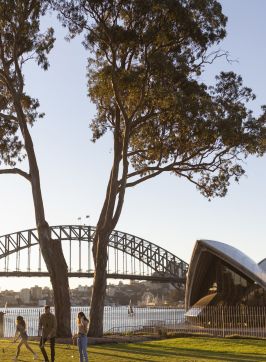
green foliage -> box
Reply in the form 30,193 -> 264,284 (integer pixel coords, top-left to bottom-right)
55,0 -> 266,199
0,0 -> 55,167
0,117 -> 22,166
51,1 -> 266,337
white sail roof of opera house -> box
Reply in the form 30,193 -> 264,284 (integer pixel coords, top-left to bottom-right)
259,259 -> 266,273
198,239 -> 266,286
185,239 -> 266,309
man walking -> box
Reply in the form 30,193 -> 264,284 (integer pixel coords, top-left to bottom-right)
39,305 -> 57,362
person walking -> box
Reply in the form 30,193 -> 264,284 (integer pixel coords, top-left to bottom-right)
76,311 -> 89,362
39,305 -> 57,362
12,315 -> 38,361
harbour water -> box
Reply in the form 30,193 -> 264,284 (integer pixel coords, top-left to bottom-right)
0,306 -> 185,337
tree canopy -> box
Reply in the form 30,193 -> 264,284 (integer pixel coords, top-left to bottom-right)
55,0 -> 266,201
52,0 -> 266,336
0,0 -> 54,174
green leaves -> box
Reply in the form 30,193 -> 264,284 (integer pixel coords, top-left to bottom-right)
54,0 -> 266,199
0,117 -> 23,166
0,0 -> 54,167
35,27 -> 55,70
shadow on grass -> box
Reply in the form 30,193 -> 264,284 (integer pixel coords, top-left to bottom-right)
91,343 -> 266,362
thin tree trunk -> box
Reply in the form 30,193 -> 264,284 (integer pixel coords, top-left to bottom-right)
88,232 -> 109,337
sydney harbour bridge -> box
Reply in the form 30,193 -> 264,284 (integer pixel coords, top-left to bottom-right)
0,225 -> 188,286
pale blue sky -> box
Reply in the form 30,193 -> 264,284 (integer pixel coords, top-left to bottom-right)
0,1 -> 266,291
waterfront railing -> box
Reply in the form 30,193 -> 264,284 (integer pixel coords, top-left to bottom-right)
0,305 -> 265,339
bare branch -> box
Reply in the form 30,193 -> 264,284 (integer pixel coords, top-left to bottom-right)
125,169 -> 163,188
175,170 -> 210,194
0,167 -> 30,181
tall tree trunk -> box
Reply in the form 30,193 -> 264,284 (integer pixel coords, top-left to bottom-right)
88,231 -> 109,337
29,150 -> 72,337
38,222 -> 71,337
88,105 -> 127,337
15,98 -> 72,337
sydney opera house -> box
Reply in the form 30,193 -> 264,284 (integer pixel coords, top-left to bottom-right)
185,240 -> 266,310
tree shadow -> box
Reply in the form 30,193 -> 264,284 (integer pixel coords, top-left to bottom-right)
93,343 -> 266,362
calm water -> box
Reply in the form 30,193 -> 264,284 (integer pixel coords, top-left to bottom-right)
0,306 -> 185,337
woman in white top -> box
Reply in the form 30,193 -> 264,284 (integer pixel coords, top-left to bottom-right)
77,312 -> 89,362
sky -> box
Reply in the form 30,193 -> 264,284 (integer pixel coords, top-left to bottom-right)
0,0 -> 266,292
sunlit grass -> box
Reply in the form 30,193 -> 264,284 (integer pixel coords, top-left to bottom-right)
0,337 -> 265,361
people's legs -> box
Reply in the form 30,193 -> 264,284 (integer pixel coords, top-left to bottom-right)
81,335 -> 88,362
15,340 -> 23,358
24,340 -> 36,355
77,337 -> 84,362
39,337 -> 49,361
50,337 -> 55,362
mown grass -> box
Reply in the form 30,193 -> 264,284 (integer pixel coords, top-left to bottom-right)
0,337 -> 265,361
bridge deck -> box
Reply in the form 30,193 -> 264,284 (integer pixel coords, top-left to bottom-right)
0,271 -> 185,283
0,225 -> 188,284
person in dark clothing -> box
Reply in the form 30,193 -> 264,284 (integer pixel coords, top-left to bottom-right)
39,305 -> 57,362
12,315 -> 38,361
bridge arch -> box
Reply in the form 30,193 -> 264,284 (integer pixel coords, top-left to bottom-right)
0,225 -> 188,284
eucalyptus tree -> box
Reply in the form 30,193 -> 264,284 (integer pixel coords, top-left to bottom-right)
54,0 -> 266,336
0,0 -> 71,336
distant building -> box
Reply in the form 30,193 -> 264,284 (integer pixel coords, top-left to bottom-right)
185,239 -> 266,309
107,285 -> 116,297
77,285 -> 89,293
1,293 -> 17,306
20,289 -> 31,304
31,285 -> 42,300
41,287 -> 53,302
38,299 -> 46,307
129,280 -> 139,285
141,292 -> 156,306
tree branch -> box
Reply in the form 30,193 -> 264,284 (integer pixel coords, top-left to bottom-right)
125,169 -> 163,188
124,144 -> 238,188
111,119 -> 130,228
131,110 -> 159,129
111,69 -> 129,123
0,112 -> 18,123
129,45 -> 150,120
0,167 -> 30,181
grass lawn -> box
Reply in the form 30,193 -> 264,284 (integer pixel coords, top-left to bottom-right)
0,337 -> 265,361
